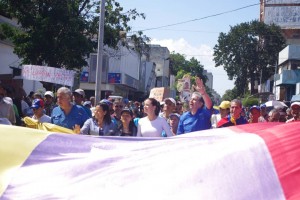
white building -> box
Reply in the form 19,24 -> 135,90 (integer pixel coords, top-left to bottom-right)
0,15 -> 43,97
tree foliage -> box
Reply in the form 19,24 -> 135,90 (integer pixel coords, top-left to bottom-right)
222,88 -> 238,102
169,52 -> 207,83
0,0 -> 149,69
213,20 -> 286,96
169,52 -> 213,99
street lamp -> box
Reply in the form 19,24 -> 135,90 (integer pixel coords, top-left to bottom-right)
163,57 -> 170,87
95,0 -> 106,104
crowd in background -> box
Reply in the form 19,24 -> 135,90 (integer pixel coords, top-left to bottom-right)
1,80 -> 299,137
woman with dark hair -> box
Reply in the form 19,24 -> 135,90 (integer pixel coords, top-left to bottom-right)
117,107 -> 137,136
137,98 -> 172,137
74,103 -> 117,136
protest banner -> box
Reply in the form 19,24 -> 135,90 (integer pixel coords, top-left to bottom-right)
149,87 -> 170,102
22,65 -> 75,87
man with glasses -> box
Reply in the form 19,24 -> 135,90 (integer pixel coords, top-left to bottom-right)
111,100 -> 124,126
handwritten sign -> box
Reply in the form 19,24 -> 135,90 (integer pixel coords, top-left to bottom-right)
22,65 -> 75,86
149,87 -> 170,102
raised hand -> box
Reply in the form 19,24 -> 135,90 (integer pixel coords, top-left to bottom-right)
194,77 -> 206,95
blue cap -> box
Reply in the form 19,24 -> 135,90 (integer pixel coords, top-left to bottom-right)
31,99 -> 44,109
83,101 -> 91,107
260,104 -> 266,108
100,99 -> 112,105
250,105 -> 260,112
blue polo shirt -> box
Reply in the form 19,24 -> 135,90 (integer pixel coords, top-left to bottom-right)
177,106 -> 212,134
51,105 -> 90,129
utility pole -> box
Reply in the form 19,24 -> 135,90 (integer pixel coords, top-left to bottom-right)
95,0 -> 106,104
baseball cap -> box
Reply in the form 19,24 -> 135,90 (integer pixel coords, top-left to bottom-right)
73,89 -> 85,97
169,113 -> 180,119
121,107 -> 133,116
31,99 -> 44,109
44,91 -> 54,98
100,99 -> 112,106
291,102 -> 300,109
260,103 -> 266,109
83,101 -> 91,107
164,97 -> 176,106
218,101 -> 231,109
250,105 -> 260,112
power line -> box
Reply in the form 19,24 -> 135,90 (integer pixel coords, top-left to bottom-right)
137,2 -> 260,32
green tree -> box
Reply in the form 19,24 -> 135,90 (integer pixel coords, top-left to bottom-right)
222,88 -> 238,101
170,52 -> 207,83
169,52 -> 213,100
213,20 -> 286,96
0,0 -> 149,69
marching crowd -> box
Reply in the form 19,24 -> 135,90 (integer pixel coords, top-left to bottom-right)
1,78 -> 300,137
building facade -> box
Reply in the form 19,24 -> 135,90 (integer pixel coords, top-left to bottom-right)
260,0 -> 300,45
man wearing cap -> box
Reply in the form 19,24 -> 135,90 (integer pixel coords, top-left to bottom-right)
169,113 -> 180,135
211,101 -> 230,128
258,104 -> 268,122
159,97 -> 176,122
177,77 -> 213,134
248,105 -> 260,123
44,91 -> 56,116
286,102 -> 300,123
73,88 -> 92,118
31,99 -> 51,123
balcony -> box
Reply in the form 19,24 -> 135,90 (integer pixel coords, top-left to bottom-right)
274,69 -> 300,85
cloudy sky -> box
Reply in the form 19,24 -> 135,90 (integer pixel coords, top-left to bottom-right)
118,0 -> 260,96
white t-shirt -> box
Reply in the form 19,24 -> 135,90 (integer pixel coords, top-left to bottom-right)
137,116 -> 172,137
32,114 -> 51,123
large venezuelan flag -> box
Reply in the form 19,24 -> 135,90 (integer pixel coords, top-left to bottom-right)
0,122 -> 299,200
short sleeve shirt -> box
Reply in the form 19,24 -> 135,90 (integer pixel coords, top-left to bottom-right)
177,106 -> 212,134
51,105 -> 90,129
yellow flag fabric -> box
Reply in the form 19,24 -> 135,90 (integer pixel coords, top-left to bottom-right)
23,117 -> 75,134
0,125 -> 49,196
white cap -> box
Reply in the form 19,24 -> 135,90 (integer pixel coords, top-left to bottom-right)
164,98 -> 176,106
44,91 -> 54,98
291,102 -> 300,109
73,89 -> 85,98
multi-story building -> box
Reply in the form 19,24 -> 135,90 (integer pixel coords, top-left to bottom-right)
1,13 -> 168,101
147,45 -> 170,88
274,45 -> 300,101
203,70 -> 213,90
260,0 -> 300,101
0,14 -> 43,96
260,0 -> 300,45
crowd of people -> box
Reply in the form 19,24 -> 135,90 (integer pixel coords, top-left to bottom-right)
1,79 -> 300,137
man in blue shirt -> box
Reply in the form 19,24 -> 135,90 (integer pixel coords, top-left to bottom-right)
177,77 -> 213,134
51,87 -> 90,130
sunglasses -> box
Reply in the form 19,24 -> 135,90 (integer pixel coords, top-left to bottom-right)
115,105 -> 123,108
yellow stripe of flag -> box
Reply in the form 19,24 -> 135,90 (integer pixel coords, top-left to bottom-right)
0,125 -> 49,196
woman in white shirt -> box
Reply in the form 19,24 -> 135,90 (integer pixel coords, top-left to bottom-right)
137,98 -> 173,137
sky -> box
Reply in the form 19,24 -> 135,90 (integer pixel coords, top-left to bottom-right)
117,0 -> 260,96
